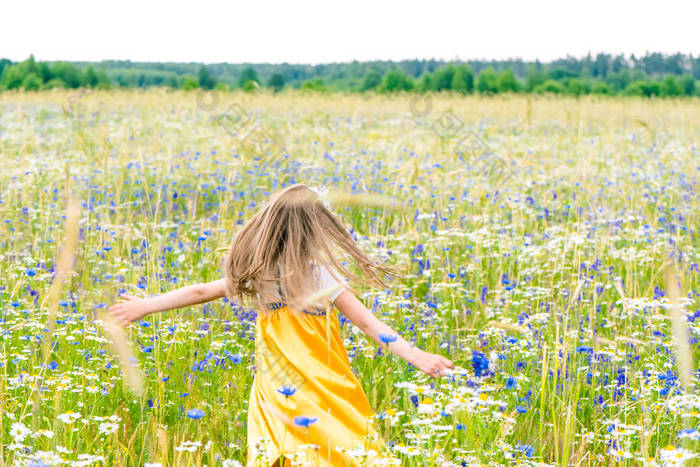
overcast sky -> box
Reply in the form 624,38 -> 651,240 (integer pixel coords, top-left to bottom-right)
3,0 -> 698,64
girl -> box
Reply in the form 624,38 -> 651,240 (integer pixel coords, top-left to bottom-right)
109,184 -> 454,466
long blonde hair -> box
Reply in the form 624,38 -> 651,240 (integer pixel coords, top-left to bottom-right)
222,183 -> 400,312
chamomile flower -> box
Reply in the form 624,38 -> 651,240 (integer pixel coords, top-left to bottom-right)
174,440 -> 201,452
98,421 -> 119,435
57,411 -> 81,424
10,421 -> 31,442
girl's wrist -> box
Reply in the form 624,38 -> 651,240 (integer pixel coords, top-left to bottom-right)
141,298 -> 156,317
406,345 -> 423,366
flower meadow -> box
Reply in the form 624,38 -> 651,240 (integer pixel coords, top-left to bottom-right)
1,89 -> 700,466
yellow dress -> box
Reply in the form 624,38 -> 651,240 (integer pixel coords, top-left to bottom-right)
246,300 -> 387,466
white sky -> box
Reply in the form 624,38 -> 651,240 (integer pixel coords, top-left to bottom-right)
3,0 -> 699,64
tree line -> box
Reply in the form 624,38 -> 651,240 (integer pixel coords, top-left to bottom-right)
1,53 -> 699,98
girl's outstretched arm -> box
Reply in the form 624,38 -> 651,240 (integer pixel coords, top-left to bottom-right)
108,279 -> 227,327
333,290 -> 455,378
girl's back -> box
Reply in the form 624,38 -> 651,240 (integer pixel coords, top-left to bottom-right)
109,183 -> 454,466
222,185 -> 396,465
246,263 -> 382,466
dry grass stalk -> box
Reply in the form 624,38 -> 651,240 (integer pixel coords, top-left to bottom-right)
99,309 -> 145,396
664,259 -> 693,390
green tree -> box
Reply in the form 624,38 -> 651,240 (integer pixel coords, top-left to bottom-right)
432,64 -> 455,91
22,73 -> 41,91
525,67 -> 548,91
51,62 -> 83,88
38,62 -> 53,83
198,65 -> 216,90
268,72 -> 285,92
96,70 -> 112,89
661,75 -> 681,96
624,80 -> 661,97
242,80 -> 259,92
605,70 -> 631,92
642,81 -> 661,97
534,79 -> 565,94
238,67 -> 259,88
380,69 -> 413,92
548,67 -> 576,80
450,65 -> 474,94
42,78 -> 66,90
300,78 -> 327,92
678,74 -> 696,96
476,67 -> 498,94
0,58 -> 11,79
497,69 -> 519,93
624,81 -> 646,97
360,70 -> 381,91
182,75 -> 199,90
85,66 -> 99,88
566,78 -> 586,96
591,82 -> 613,95
418,74 -> 432,93
24,55 -> 40,78
1,64 -> 25,90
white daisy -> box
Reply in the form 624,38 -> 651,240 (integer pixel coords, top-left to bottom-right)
174,440 -> 201,452
30,428 -> 55,439
98,421 -> 119,435
57,411 -> 82,424
10,421 -> 31,442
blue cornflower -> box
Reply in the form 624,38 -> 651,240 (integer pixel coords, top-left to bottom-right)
515,405 -> 527,413
379,333 -> 398,344
26,268 -> 37,277
187,408 -> 205,419
472,350 -> 490,377
505,376 -> 517,390
518,444 -> 534,457
293,416 -> 318,428
456,423 -> 466,430
480,286 -> 489,303
277,385 -> 297,398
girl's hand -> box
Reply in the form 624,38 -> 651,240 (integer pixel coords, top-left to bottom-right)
108,294 -> 151,327
411,348 -> 455,378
